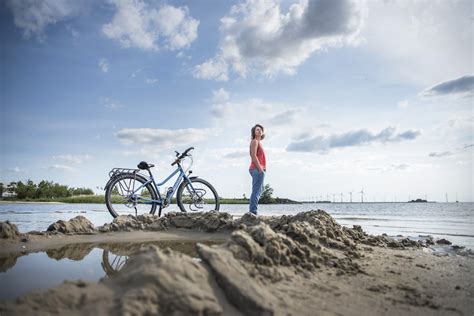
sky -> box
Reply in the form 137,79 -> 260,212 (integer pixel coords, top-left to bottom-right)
1,0 -> 473,202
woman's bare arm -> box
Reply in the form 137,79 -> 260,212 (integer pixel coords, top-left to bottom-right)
250,139 -> 263,172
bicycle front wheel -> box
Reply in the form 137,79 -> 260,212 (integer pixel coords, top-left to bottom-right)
101,249 -> 128,277
176,178 -> 220,213
105,173 -> 158,218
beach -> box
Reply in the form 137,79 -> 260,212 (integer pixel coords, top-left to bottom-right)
0,210 -> 473,315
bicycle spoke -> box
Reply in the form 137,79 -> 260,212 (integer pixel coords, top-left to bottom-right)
117,180 -> 128,196
107,174 -> 157,217
179,179 -> 218,212
103,251 -> 129,277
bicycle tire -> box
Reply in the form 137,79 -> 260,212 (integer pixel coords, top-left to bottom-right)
176,177 -> 220,213
105,173 -> 158,218
101,249 -> 128,277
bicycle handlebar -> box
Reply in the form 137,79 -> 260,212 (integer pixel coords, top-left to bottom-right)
171,147 -> 194,166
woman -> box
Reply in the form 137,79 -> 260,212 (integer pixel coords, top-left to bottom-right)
249,124 -> 266,215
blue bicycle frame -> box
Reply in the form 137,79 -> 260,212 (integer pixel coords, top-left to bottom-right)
130,162 -> 196,209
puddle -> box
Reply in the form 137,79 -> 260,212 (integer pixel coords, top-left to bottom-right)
0,240 -> 223,301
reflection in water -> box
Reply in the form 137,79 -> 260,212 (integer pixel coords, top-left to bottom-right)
0,254 -> 21,273
1,240 -> 223,274
102,250 -> 127,277
100,240 -> 220,277
46,243 -> 96,261
0,239 -> 225,300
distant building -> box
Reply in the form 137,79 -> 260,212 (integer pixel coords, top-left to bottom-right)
1,191 -> 17,198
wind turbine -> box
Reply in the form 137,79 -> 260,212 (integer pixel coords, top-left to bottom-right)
332,194 -> 336,203
360,189 -> 364,203
349,191 -> 353,203
340,192 -> 343,203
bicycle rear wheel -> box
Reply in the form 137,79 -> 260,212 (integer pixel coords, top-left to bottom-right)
176,177 -> 220,213
105,173 -> 158,218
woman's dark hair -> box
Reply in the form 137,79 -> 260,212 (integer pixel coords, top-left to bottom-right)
251,124 -> 265,140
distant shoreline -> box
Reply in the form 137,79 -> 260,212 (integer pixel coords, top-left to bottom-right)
0,196 -> 301,205
0,200 -> 65,205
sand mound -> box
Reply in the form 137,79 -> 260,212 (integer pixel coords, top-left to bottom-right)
2,210 -> 426,315
0,221 -> 21,240
47,216 -> 95,234
36,210 -> 439,252
208,211 -> 367,279
0,246 -> 224,315
197,243 -> 276,315
98,211 -> 235,233
2,210 -> 446,315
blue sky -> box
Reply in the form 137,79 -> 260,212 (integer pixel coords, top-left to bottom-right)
1,0 -> 473,202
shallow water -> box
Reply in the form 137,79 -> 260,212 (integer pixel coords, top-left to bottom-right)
0,240 -> 221,300
0,202 -> 473,248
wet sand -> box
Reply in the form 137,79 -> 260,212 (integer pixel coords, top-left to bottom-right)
0,210 -> 473,315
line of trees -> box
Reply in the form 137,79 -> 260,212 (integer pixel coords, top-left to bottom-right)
0,180 -> 94,199
259,184 -> 274,204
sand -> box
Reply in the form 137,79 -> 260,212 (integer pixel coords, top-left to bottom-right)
0,210 -> 473,315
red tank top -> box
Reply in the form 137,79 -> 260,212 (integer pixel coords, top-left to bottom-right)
249,141 -> 266,170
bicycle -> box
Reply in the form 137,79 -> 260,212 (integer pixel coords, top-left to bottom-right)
104,147 -> 220,218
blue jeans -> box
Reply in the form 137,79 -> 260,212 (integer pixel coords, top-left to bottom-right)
249,169 -> 265,214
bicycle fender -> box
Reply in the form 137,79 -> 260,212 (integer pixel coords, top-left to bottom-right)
182,176 -> 199,184
104,178 -> 115,191
104,172 -> 148,191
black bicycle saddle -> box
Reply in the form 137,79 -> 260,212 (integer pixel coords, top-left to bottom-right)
137,161 -> 155,170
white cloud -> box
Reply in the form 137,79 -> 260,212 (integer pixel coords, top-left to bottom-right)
208,95 -> 276,123
99,58 -> 109,73
193,0 -> 367,80
397,100 -> 409,108
101,97 -> 123,109
391,163 -> 410,170
210,103 -> 232,118
193,58 -> 229,81
48,164 -> 75,172
363,1 -> 472,85
115,128 -> 212,147
131,68 -> 142,78
268,108 -> 301,125
6,0 -> 82,39
4,167 -> 27,174
102,0 -> 199,51
420,75 -> 474,98
366,163 -> 411,173
205,91 -> 314,144
52,154 -> 91,164
429,143 -> 474,158
429,151 -> 453,158
211,88 -> 230,103
287,127 -> 421,153
209,88 -> 232,118
222,149 -> 248,159
145,77 -> 159,84
65,24 -> 79,40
